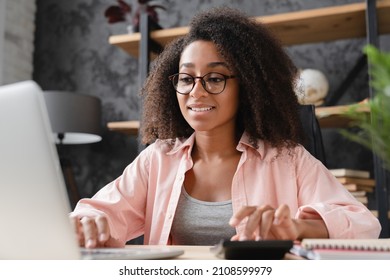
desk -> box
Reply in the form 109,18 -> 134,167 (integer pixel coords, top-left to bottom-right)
126,245 -> 301,260
126,245 -> 217,260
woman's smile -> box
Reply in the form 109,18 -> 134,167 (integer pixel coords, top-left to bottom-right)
187,104 -> 215,112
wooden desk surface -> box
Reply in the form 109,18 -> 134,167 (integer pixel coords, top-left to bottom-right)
171,245 -> 218,260
126,245 -> 218,260
126,245 -> 301,260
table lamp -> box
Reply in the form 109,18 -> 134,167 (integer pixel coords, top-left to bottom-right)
43,90 -> 102,208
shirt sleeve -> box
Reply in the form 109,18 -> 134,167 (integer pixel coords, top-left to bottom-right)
70,144 -> 152,245
293,146 -> 381,239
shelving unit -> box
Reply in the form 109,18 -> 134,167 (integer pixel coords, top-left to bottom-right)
107,0 -> 390,236
107,0 -> 390,130
109,1 -> 390,57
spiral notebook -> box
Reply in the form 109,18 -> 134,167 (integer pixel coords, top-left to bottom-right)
291,239 -> 390,260
302,238 -> 390,251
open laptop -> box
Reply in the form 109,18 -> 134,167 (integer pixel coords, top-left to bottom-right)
0,81 -> 184,260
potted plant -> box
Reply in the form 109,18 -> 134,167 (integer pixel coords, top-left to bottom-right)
104,0 -> 166,33
340,45 -> 390,171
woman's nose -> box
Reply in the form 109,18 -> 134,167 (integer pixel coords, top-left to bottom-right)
190,78 -> 208,98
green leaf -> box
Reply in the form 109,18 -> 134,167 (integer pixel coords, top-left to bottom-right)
339,45 -> 390,171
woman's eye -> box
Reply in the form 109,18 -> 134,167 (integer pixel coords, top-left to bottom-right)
179,77 -> 193,84
207,77 -> 223,83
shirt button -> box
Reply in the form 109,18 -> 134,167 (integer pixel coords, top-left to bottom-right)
168,214 -> 173,219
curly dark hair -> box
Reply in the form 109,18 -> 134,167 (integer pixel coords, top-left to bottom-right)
141,6 -> 304,149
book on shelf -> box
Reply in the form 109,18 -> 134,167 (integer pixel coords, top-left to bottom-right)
343,183 -> 374,192
354,196 -> 368,204
349,190 -> 367,197
349,190 -> 368,205
329,168 -> 370,178
337,176 -> 375,187
290,238 -> 390,260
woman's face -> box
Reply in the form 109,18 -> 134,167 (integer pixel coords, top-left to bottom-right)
176,40 -> 239,134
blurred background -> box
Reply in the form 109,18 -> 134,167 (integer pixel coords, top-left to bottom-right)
1,0 -> 389,203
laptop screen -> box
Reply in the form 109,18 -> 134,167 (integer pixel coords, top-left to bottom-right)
0,81 -> 80,259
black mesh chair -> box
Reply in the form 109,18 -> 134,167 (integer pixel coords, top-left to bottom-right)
298,105 -> 327,166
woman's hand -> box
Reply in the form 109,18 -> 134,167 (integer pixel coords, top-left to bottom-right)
69,215 -> 123,248
229,204 -> 329,241
229,204 -> 300,241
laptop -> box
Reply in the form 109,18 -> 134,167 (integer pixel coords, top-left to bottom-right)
0,80 -> 184,260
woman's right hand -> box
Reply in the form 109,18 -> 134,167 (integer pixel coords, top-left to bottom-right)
69,215 -> 123,248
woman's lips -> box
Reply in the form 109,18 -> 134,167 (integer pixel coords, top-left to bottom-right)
188,106 -> 214,112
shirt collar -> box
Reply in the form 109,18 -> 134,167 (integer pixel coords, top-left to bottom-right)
167,132 -> 264,157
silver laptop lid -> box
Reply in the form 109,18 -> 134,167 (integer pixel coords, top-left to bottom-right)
0,81 -> 80,259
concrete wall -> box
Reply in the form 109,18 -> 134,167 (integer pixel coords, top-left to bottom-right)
0,0 -> 36,85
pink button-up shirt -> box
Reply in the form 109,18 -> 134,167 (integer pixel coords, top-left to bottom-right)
72,133 -> 381,245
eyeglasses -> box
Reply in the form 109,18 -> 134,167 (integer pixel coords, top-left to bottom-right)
168,72 -> 236,95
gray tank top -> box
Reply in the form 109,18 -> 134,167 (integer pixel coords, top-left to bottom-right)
170,186 -> 236,245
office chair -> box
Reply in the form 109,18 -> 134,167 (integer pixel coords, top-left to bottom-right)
298,105 -> 327,166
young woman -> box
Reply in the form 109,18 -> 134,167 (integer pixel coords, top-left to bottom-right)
71,7 -> 381,248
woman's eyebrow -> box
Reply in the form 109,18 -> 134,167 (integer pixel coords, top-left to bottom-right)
179,61 -> 230,70
208,62 -> 229,68
179,62 -> 195,69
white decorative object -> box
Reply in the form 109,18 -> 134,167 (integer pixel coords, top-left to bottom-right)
126,24 -> 134,34
295,68 -> 329,106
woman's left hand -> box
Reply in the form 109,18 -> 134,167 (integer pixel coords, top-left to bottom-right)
229,204 -> 300,241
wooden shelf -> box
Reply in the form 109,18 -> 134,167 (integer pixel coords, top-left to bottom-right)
107,120 -> 140,135
109,0 -> 390,57
315,100 -> 370,128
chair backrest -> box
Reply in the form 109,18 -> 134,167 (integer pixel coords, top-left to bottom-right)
299,105 -> 327,166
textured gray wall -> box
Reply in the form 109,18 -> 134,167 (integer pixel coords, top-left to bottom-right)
33,0 -> 390,203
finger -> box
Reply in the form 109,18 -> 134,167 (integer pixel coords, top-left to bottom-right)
230,234 -> 240,241
70,215 -> 85,246
95,216 -> 110,244
241,205 -> 275,240
259,208 -> 276,239
80,217 -> 98,248
273,204 -> 290,225
268,205 -> 297,240
241,207 -> 262,240
229,206 -> 257,227
250,205 -> 274,240
76,217 -> 86,246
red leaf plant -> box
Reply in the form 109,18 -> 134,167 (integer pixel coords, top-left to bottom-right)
104,0 -> 166,31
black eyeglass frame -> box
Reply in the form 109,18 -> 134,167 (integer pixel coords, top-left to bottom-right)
168,72 -> 236,95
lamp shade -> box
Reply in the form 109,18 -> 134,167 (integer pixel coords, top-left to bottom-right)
43,91 -> 102,144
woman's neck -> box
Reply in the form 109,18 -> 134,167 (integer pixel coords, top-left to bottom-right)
193,130 -> 240,161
